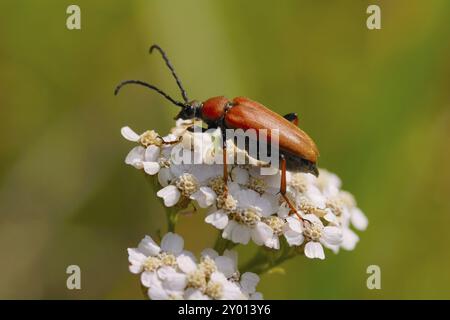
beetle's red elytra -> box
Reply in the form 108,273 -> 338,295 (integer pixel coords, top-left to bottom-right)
115,44 -> 320,221
222,97 -> 319,163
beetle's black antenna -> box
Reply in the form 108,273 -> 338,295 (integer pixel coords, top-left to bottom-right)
149,44 -> 189,103
114,80 -> 187,108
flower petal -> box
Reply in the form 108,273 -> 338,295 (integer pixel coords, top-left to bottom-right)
162,271 -> 187,292
157,168 -> 173,187
277,205 -> 291,218
141,271 -> 160,288
205,210 -> 229,230
257,196 -> 276,217
191,187 -> 216,208
251,222 -> 273,246
231,167 -> 249,185
121,126 -> 140,142
303,213 -> 323,226
240,272 -> 260,294
148,284 -> 169,300
231,224 -> 251,245
145,145 -> 160,162
177,253 -> 198,274
125,146 -> 145,169
250,292 -> 264,300
127,248 -> 146,273
156,266 -> 176,280
284,230 -> 304,246
210,271 -> 245,300
185,288 -> 211,300
324,210 -> 339,224
137,235 -> 161,256
264,235 -> 280,249
286,216 -> 303,233
156,185 -> 181,207
201,248 -> 219,259
215,256 -> 235,278
161,232 -> 184,255
222,220 -> 237,241
341,227 -> 359,251
221,280 -> 246,300
304,241 -> 325,260
305,186 -> 326,208
322,226 -> 343,246
235,189 -> 259,209
351,208 -> 368,231
227,182 -> 241,197
223,250 -> 238,268
143,161 -> 160,175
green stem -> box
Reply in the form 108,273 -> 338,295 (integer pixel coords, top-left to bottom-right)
213,232 -> 237,254
166,207 -> 179,233
240,243 -> 298,275
240,250 -> 270,274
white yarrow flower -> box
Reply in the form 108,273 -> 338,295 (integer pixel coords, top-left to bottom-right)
205,184 -> 278,247
284,214 -> 343,260
123,118 -> 368,300
128,233 -> 262,300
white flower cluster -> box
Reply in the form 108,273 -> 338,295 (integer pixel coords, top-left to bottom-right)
123,120 -> 368,260
128,232 -> 262,300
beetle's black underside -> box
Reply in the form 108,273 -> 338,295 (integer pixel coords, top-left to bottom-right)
281,150 -> 319,177
233,136 -> 319,177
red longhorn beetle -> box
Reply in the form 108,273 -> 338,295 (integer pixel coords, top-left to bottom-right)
115,45 -> 319,219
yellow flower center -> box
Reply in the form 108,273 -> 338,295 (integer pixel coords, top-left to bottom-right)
140,130 -> 162,147
303,221 -> 323,241
143,252 -> 177,272
216,194 -> 237,212
265,216 -> 285,235
176,173 -> 199,197
209,176 -> 226,195
158,252 -> 177,267
299,197 -> 327,217
205,281 -> 223,299
290,173 -> 308,193
187,269 -> 207,290
143,256 -> 162,272
229,207 -> 261,226
199,257 -> 217,278
247,177 -> 267,194
326,198 -> 344,216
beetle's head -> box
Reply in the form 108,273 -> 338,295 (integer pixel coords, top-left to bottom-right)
174,100 -> 202,120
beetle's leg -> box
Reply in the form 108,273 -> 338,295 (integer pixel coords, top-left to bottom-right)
222,132 -> 229,195
165,124 -> 204,146
158,135 -> 182,145
187,125 -> 207,133
283,113 -> 299,126
280,154 -> 303,221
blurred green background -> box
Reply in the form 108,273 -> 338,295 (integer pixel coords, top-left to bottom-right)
0,0 -> 449,299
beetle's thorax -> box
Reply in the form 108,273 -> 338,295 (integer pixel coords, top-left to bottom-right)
200,96 -> 232,125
